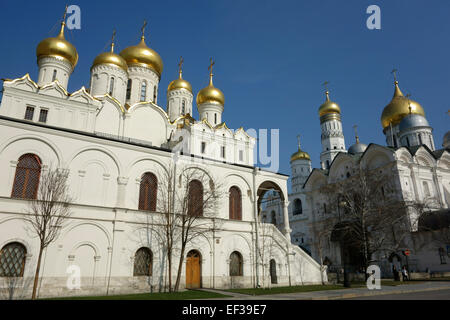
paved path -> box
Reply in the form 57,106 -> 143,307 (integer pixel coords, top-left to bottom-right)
343,288 -> 450,300
199,281 -> 450,300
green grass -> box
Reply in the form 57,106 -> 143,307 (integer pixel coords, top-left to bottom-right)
49,289 -> 231,300
225,284 -> 344,296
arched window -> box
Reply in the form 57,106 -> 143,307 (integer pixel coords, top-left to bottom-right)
52,70 -> 57,82
181,100 -> 186,115
214,113 -> 217,125
229,251 -> 243,276
0,242 -> 27,277
126,79 -> 132,100
270,259 -> 278,284
188,180 -> 203,217
271,211 -> 277,225
153,85 -> 157,102
229,186 -> 242,220
139,173 -> 158,211
140,81 -> 147,102
293,199 -> 302,215
109,77 -> 115,96
133,248 -> 153,276
418,134 -> 423,145
11,154 -> 42,199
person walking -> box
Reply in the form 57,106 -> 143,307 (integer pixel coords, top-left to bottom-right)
392,265 -> 399,281
402,266 -> 409,281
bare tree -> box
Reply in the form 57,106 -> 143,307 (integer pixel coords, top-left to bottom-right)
310,215 -> 337,284
24,167 -> 72,300
149,163 -> 223,292
318,165 -> 410,275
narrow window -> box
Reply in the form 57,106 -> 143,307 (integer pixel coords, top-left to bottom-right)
0,242 -> 27,277
181,100 -> 186,115
188,180 -> 203,217
294,199 -> 302,215
239,150 -> 244,162
24,106 -> 35,121
418,134 -> 423,145
423,181 -> 431,197
11,154 -> 42,199
38,109 -> 48,123
139,173 -> 158,211
153,85 -> 157,102
109,77 -> 115,96
229,186 -> 242,220
221,146 -> 226,159
201,142 -> 206,154
140,81 -> 147,102
271,211 -> 277,225
52,70 -> 57,82
406,136 -> 410,147
214,113 -> 217,125
126,79 -> 132,100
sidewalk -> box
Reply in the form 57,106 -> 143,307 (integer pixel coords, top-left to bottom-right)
199,281 -> 450,300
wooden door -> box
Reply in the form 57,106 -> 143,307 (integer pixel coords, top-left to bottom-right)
186,251 -> 201,289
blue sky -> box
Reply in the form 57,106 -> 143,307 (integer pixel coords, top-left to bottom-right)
0,0 -> 449,177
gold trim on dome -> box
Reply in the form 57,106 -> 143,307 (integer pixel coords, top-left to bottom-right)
196,58 -> 225,106
291,135 -> 311,162
91,32 -> 129,73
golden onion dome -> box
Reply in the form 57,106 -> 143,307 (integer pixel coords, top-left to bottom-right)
318,91 -> 341,117
291,137 -> 311,162
381,81 -> 425,129
36,22 -> 78,69
291,149 -> 311,162
92,42 -> 128,72
168,69 -> 192,93
119,36 -> 163,77
196,74 -> 225,106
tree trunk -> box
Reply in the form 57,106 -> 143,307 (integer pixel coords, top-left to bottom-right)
174,245 -> 186,292
31,246 -> 44,300
167,249 -> 173,293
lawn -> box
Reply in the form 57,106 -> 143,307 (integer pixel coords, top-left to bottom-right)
49,289 -> 231,300
225,284 -> 344,296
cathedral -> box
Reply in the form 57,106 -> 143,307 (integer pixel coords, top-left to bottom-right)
0,14 -> 325,298
266,75 -> 450,277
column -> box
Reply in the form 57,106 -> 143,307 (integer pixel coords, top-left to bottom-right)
283,201 -> 292,242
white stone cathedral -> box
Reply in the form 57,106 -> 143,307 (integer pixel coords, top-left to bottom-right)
0,15 -> 325,298
266,79 -> 450,276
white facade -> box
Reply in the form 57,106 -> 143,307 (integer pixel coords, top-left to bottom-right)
0,24 -> 324,298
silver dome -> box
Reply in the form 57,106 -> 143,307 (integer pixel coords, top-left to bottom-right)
348,142 -> 368,155
399,114 -> 430,132
444,131 -> 450,149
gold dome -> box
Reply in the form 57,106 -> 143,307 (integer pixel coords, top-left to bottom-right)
92,41 -> 128,72
381,81 -> 425,129
168,68 -> 192,93
196,75 -> 225,106
319,91 -> 341,117
119,37 -> 163,77
291,149 -> 311,162
36,22 -> 78,68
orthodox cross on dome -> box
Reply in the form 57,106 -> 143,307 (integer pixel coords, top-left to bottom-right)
178,56 -> 184,79
391,68 -> 398,83
208,58 -> 215,85
323,81 -> 330,100
297,135 -> 302,150
353,125 -> 360,143
58,5 -> 69,38
141,20 -> 148,40
110,29 -> 116,53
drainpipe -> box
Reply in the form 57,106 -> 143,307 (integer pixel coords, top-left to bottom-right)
252,168 -> 260,288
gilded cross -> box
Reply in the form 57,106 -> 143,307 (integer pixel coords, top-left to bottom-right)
391,68 -> 398,82
141,20 -> 148,38
208,58 -> 215,76
297,135 -> 301,150
178,56 -> 184,77
110,29 -> 116,52
353,125 -> 359,143
406,93 -> 412,113
62,4 -> 68,23
322,81 -> 330,92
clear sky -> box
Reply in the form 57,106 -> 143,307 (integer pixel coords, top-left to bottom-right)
0,0 -> 449,177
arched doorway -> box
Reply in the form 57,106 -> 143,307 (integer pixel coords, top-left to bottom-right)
186,250 -> 201,289
330,222 -> 365,272
270,259 -> 278,284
